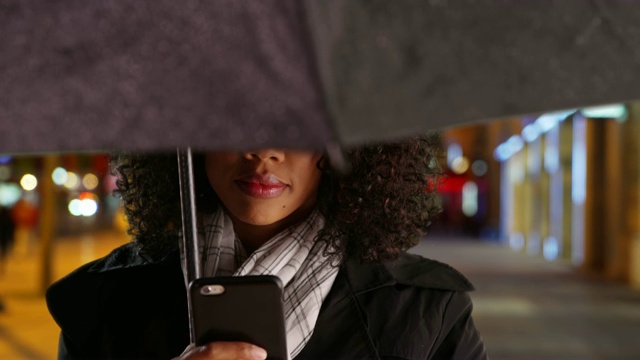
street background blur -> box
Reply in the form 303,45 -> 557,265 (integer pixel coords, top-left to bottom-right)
1,102 -> 640,358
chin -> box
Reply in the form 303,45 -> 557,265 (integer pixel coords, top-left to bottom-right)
237,212 -> 284,226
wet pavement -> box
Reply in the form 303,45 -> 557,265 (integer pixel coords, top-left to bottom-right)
0,232 -> 639,359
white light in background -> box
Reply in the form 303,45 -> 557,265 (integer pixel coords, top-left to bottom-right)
52,167 -> 68,185
495,110 -> 575,162
536,115 -> 559,133
572,119 -> 587,205
571,114 -> 586,266
447,143 -> 463,168
64,172 -> 79,189
68,198 -> 99,217
543,236 -> 560,261
80,199 -> 98,216
494,145 -> 509,162
535,109 -> 575,132
521,123 -> 541,143
462,181 -> 478,217
20,174 -> 37,191
68,199 -> 82,216
544,125 -> 560,174
580,104 -> 627,121
494,135 -> 524,162
0,183 -> 22,207
506,136 -> 524,154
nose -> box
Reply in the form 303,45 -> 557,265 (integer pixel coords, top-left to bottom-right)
244,149 -> 285,163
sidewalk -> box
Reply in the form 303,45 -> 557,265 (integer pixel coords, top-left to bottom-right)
0,230 -> 128,359
411,238 -> 640,360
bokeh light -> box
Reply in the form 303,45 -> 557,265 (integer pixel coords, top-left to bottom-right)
20,174 -> 38,191
447,143 -> 463,168
68,197 -> 99,217
471,160 -> 488,176
68,199 -> 82,216
80,199 -> 98,216
451,157 -> 470,175
0,183 -> 22,207
462,181 -> 478,217
52,167 -> 68,185
64,172 -> 79,189
82,173 -> 99,190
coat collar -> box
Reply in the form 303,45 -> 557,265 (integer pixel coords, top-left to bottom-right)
344,252 -> 475,294
86,242 -> 175,273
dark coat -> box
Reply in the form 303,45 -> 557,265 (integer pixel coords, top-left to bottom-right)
46,243 -> 487,359
0,206 -> 15,257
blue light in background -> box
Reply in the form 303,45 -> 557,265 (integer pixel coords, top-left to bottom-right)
0,155 -> 12,164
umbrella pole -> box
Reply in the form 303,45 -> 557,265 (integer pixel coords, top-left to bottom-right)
177,147 -> 201,344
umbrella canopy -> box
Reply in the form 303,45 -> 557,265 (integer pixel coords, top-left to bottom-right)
2,0 -> 640,154
1,0 -> 333,153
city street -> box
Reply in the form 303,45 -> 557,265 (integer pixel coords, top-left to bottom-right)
0,233 -> 639,359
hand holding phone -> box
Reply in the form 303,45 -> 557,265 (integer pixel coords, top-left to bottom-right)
172,342 -> 268,360
189,276 -> 289,360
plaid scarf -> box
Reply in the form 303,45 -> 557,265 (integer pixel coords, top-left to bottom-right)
193,208 -> 338,358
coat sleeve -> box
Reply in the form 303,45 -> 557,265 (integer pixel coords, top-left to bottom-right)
57,332 -> 85,360
429,291 -> 487,360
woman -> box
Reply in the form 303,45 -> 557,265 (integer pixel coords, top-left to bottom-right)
46,135 -> 487,359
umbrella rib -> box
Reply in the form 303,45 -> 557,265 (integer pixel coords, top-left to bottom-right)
177,147 -> 201,344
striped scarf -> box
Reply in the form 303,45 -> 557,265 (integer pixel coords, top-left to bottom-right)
193,208 -> 338,358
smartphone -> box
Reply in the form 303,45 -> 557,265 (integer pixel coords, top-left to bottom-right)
189,275 -> 289,360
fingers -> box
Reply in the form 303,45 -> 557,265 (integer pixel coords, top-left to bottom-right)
174,342 -> 268,360
205,342 -> 268,360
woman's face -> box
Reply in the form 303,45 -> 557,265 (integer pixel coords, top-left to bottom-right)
205,149 -> 323,228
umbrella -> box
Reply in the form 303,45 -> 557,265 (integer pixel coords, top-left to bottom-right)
2,0 -> 640,153
3,0 -> 640,344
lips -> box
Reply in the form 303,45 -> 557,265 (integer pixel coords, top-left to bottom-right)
235,174 -> 288,199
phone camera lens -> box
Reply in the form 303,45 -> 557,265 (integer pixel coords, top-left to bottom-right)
200,284 -> 225,295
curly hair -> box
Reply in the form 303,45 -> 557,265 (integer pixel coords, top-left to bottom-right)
111,134 -> 443,263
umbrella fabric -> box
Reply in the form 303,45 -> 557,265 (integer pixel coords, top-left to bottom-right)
306,0 -> 640,145
2,0 -> 640,153
0,0 -> 334,153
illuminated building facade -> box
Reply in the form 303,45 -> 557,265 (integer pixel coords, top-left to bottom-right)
446,103 -> 640,287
